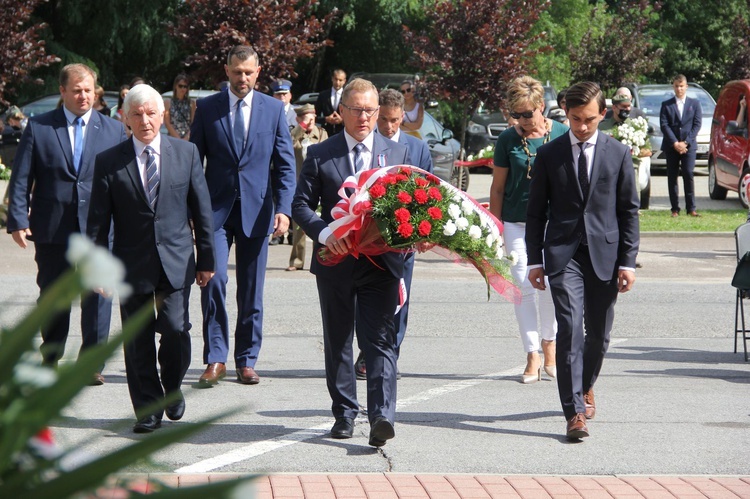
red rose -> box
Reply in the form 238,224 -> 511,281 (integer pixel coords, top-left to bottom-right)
427,207 -> 442,219
370,183 -> 386,199
397,191 -> 412,204
426,174 -> 441,184
413,189 -> 428,204
397,222 -> 414,238
395,174 -> 409,183
394,207 -> 411,223
415,177 -> 429,187
383,175 -> 398,185
428,187 -> 442,200
418,220 -> 432,236
399,167 -> 411,176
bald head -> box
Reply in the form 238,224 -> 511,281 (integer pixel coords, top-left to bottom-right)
614,87 -> 633,99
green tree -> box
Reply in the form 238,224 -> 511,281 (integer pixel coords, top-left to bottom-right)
404,0 -> 550,153
568,1 -> 662,94
0,0 -> 58,106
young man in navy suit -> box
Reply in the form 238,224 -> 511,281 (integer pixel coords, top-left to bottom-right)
293,78 -> 409,447
190,45 -> 296,387
659,74 -> 703,217
526,82 -> 640,440
7,64 -> 127,382
88,84 -> 215,433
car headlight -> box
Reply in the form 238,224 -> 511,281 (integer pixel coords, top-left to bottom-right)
467,121 -> 485,134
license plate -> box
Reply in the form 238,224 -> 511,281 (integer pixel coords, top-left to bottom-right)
696,144 -> 709,154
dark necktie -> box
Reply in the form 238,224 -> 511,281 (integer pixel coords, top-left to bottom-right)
145,146 -> 159,209
234,99 -> 246,154
73,116 -> 84,172
353,143 -> 365,173
333,90 -> 340,112
577,142 -> 589,200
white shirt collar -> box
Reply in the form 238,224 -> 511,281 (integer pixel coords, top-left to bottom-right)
133,134 -> 162,157
568,129 -> 599,147
63,107 -> 93,126
344,130 -> 375,152
228,89 -> 253,109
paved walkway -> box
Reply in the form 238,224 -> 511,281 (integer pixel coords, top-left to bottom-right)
114,473 -> 750,497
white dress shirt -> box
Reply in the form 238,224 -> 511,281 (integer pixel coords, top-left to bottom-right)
228,90 -> 253,143
676,97 -> 685,119
63,107 -> 93,157
569,130 -> 597,182
133,134 -> 162,195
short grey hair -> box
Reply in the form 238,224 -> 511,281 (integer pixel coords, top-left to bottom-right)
122,84 -> 164,115
379,89 -> 404,110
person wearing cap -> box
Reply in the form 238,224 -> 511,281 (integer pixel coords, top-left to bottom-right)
286,103 -> 328,271
271,78 -> 296,130
599,88 -> 646,130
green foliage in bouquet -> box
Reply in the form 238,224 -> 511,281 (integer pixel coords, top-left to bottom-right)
0,235 -> 255,498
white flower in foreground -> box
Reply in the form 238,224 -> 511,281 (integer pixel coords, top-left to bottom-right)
66,234 -> 132,298
448,203 -> 461,219
443,220 -> 457,236
461,199 -> 474,215
468,225 -> 482,239
509,251 -> 520,266
486,234 -> 494,248
455,217 -> 469,230
15,363 -> 57,388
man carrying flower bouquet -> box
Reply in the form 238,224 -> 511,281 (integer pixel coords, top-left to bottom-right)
526,82 -> 640,441
292,78 -> 409,448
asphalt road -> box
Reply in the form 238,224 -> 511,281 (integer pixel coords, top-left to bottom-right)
0,172 -> 747,478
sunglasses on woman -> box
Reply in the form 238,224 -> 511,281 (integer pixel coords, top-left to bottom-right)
509,109 -> 536,119
400,88 -> 413,94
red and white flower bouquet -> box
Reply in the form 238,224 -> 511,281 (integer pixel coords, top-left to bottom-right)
320,165 -> 520,303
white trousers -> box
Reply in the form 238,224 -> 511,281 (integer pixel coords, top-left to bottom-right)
503,221 -> 557,353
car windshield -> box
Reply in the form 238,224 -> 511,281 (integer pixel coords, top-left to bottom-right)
637,87 -> 716,117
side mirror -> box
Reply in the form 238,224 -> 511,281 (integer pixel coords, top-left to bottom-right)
441,128 -> 454,143
727,120 -> 746,136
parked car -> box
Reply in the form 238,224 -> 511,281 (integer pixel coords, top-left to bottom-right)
348,72 -> 421,92
294,92 -> 319,106
418,110 -> 466,190
625,82 -> 716,171
708,79 -> 750,208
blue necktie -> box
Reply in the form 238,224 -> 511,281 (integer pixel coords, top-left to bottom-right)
353,143 -> 365,173
73,116 -> 83,172
234,99 -> 246,154
145,146 -> 159,209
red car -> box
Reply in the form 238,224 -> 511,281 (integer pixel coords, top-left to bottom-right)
709,79 -> 750,208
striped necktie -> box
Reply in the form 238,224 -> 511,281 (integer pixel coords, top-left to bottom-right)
353,143 -> 365,173
145,146 -> 159,208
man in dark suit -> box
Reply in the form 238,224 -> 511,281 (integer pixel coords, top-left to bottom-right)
293,78 -> 409,447
315,69 -> 346,136
526,82 -> 640,440
659,74 -> 703,217
190,45 -> 296,386
351,88 -> 433,377
7,63 -> 127,382
87,84 -> 215,433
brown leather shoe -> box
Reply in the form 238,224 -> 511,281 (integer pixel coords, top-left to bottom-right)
198,363 -> 226,386
566,413 -> 589,440
584,388 -> 596,419
688,211 -> 701,217
89,372 -> 105,386
236,366 -> 260,385
670,211 -> 679,217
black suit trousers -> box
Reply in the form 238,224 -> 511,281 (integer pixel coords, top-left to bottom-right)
316,260 -> 399,423
548,245 -> 619,420
665,148 -> 697,213
121,271 -> 191,418
34,242 -> 112,366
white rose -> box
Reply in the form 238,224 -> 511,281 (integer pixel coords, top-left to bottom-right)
468,225 -> 482,239
443,220 -> 457,236
66,233 -> 132,298
448,204 -> 461,219
486,234 -> 494,248
455,217 -> 469,230
461,200 -> 474,215
509,251 -> 520,266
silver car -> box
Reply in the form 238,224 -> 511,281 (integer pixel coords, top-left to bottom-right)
627,83 -> 716,170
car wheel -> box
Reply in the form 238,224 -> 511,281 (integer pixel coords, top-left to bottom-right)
451,166 -> 470,191
639,175 -> 651,210
708,158 -> 727,200
740,169 -> 750,209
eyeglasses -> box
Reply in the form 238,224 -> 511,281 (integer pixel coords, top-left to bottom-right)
341,104 -> 379,118
177,84 -> 188,89
509,109 -> 537,119
399,88 -> 413,94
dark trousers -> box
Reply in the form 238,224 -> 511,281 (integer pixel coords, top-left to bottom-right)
316,262 -> 399,423
121,273 -> 191,419
201,201 -> 268,368
394,252 -> 416,358
34,242 -> 112,367
548,245 -> 619,420
665,148 -> 697,213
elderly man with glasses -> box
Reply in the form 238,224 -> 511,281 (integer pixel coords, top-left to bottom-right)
293,78 -> 409,448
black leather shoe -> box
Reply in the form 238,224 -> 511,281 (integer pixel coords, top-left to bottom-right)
133,415 -> 162,433
355,351 -> 366,380
368,417 -> 395,447
165,396 -> 185,421
330,417 -> 354,439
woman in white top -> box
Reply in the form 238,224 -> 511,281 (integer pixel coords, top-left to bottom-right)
400,80 -> 424,137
